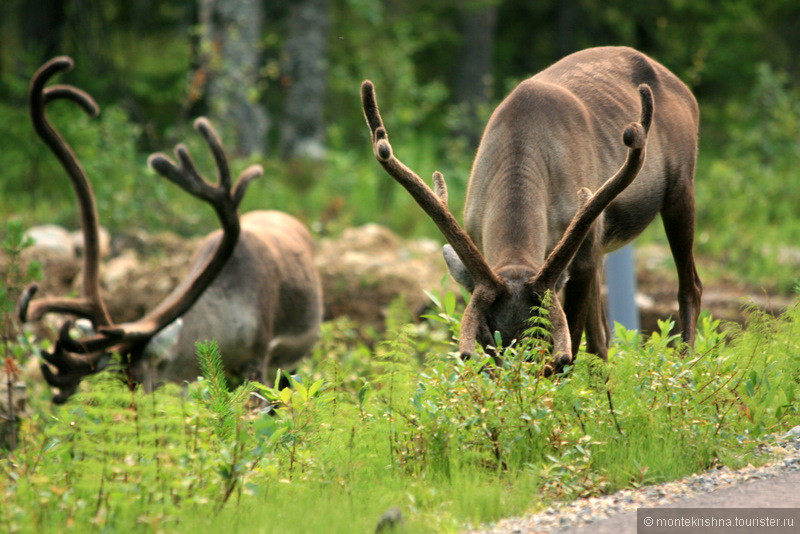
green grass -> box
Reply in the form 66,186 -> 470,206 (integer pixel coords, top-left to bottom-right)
3,292 -> 799,533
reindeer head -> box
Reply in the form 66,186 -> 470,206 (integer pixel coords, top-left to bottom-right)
443,256 -> 571,359
361,81 -> 652,372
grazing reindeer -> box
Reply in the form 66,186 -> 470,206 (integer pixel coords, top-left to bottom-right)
19,56 -> 324,403
362,46 -> 702,371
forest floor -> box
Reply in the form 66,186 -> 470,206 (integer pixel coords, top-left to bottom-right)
14,224 -> 796,338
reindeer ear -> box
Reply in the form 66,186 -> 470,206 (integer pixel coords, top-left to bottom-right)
443,244 -> 475,292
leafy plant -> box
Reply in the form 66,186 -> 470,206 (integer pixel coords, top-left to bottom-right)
193,340 -> 255,442
691,62 -> 800,290
2,291 -> 799,533
1,221 -> 40,451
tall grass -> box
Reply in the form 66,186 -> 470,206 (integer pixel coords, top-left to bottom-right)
2,291 -> 799,533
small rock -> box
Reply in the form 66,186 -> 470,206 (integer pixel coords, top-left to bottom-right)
782,425 -> 800,440
375,506 -> 403,533
70,226 -> 111,258
24,224 -> 74,256
103,250 -> 140,292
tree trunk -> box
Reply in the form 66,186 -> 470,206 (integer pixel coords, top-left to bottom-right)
452,3 -> 497,148
557,0 -> 578,58
280,0 -> 330,160
198,0 -> 268,156
20,0 -> 65,62
11,0 -> 66,101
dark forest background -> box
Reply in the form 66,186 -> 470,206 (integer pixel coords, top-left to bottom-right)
1,0 -> 799,288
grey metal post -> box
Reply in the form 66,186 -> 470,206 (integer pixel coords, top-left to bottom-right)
605,244 -> 640,332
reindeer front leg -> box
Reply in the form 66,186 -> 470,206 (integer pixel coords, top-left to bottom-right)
561,233 -> 609,361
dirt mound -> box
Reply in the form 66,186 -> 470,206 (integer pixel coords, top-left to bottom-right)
314,223 -> 458,328
8,224 -> 794,340
634,242 -> 796,333
10,223 -> 457,332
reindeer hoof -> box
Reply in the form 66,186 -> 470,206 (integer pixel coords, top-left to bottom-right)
542,353 -> 573,377
555,353 -> 573,368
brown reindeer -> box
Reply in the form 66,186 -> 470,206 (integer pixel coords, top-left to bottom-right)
19,57 -> 323,403
362,46 -> 702,372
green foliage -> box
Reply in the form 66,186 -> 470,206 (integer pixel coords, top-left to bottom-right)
693,62 -> 800,289
2,293 -> 800,532
1,222 -> 40,357
0,98 -> 207,235
3,3 -> 800,527
1,221 -> 40,451
193,341 -> 255,443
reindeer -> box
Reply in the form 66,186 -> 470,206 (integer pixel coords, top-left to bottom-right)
19,57 -> 324,403
362,46 -> 702,372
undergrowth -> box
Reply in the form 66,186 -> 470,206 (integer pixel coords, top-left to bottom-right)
2,291 -> 799,533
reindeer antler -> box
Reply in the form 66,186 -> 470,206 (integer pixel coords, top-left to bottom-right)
361,81 -> 504,289
361,80 -> 501,292
38,323 -> 113,404
60,118 -> 262,355
20,56 -> 111,327
98,118 -> 262,342
362,81 -> 514,356
362,80 -> 510,356
39,117 -> 261,403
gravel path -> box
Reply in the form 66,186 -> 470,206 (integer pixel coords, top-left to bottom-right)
464,426 -> 800,534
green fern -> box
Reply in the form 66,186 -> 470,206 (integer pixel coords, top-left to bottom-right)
194,340 -> 255,442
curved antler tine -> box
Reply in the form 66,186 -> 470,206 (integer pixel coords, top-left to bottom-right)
43,85 -> 99,117
637,84 -> 654,134
57,319 -> 126,354
29,56 -> 74,96
20,292 -> 99,324
458,286 -> 496,357
361,80 -> 384,135
40,335 -> 111,404
40,351 -> 81,405
26,56 -> 111,327
361,80 -> 502,290
96,117 -> 256,352
148,117 -> 260,211
459,306 -> 482,357
232,164 -> 264,206
535,87 -> 652,289
148,148 -> 207,199
432,171 -> 448,206
17,284 -> 38,323
57,320 -> 83,352
194,117 -> 232,191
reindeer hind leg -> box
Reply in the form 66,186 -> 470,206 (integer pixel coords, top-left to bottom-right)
660,177 -> 703,350
585,267 -> 611,361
